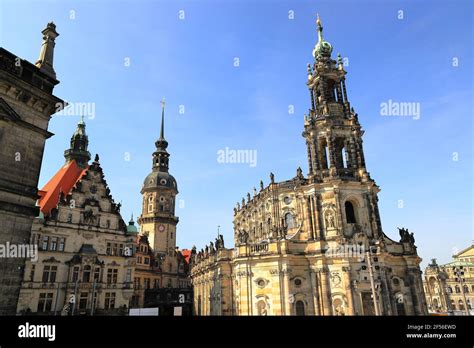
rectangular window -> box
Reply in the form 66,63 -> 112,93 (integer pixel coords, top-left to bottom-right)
107,268 -> 118,284
134,277 -> 140,290
144,278 -> 150,289
137,256 -> 142,264
79,292 -> 88,310
42,266 -> 50,283
106,243 -> 112,256
112,244 -> 118,256
119,244 -> 124,256
37,293 -> 53,312
94,267 -> 101,281
72,266 -> 79,283
83,266 -> 91,283
125,268 -> 132,283
144,257 -> 150,265
58,238 -> 65,252
29,265 -> 35,282
104,292 -> 116,310
42,236 -> 49,251
50,237 -> 58,251
50,266 -> 57,283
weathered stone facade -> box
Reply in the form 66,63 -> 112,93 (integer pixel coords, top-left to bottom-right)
0,22 -> 64,314
17,122 -> 136,315
190,16 -> 428,316
423,245 -> 474,315
16,112 -> 192,315
131,234 -> 191,310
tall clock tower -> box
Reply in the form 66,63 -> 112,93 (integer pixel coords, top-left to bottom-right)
138,100 -> 179,255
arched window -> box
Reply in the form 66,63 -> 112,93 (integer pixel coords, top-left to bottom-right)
455,285 -> 461,293
295,300 -> 305,316
396,300 -> 406,315
285,213 -> 295,229
342,146 -> 348,168
345,201 -> 356,223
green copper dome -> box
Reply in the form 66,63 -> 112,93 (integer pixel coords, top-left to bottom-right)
127,215 -> 138,234
313,40 -> 333,59
312,14 -> 333,59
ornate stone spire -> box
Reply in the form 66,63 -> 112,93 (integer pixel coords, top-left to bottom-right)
64,116 -> 91,167
304,16 -> 368,182
35,22 -> 59,79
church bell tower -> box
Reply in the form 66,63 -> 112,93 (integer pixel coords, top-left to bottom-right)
138,100 -> 179,255
303,15 -> 383,241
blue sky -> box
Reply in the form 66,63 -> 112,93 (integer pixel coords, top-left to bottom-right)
1,0 -> 472,269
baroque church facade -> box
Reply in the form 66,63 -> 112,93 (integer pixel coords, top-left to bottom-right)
190,16 -> 428,316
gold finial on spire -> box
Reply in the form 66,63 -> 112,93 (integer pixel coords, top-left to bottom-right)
316,13 -> 324,42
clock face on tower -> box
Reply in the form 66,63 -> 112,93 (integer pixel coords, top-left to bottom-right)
158,224 -> 165,232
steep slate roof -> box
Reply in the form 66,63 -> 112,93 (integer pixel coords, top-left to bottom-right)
37,160 -> 88,216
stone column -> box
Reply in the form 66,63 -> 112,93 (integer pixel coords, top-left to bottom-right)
307,141 -> 314,173
342,267 -> 355,315
306,196 -> 315,240
281,267 -> 291,315
313,194 -> 323,240
336,81 -> 343,103
334,189 -> 344,236
319,267 -> 332,315
312,139 -> 321,171
310,268 -> 321,315
341,79 -> 349,107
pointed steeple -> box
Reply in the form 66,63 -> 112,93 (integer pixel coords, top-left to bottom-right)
159,98 -> 165,140
64,116 -> 91,167
152,98 -> 170,172
35,22 -> 59,79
